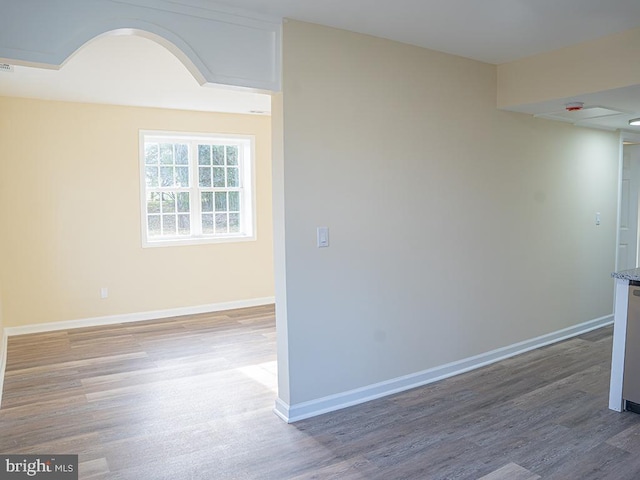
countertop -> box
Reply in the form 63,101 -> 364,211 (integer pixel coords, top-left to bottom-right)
612,268 -> 640,281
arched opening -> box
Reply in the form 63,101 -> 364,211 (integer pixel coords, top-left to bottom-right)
1,31 -> 271,114
0,30 -> 280,476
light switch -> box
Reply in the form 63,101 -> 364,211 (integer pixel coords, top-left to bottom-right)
595,212 -> 601,226
317,227 -> 329,248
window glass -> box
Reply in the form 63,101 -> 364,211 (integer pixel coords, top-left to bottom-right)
141,132 -> 254,246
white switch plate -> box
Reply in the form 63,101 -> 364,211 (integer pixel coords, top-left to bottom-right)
595,212 -> 601,226
101,287 -> 108,299
317,227 -> 329,247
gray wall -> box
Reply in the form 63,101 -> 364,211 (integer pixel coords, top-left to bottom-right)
275,20 -> 619,410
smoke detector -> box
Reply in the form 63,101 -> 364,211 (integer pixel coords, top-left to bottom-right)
565,102 -> 584,112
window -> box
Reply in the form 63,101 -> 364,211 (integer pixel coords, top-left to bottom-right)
140,131 -> 255,247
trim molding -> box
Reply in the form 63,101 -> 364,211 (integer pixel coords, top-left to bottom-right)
0,328 -> 7,408
274,314 -> 613,423
4,297 -> 275,337
0,1 -> 281,91
609,279 -> 629,411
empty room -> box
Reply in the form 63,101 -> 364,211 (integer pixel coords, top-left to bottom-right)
2,1 -> 640,479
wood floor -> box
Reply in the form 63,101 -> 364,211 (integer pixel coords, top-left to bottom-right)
1,307 -> 640,479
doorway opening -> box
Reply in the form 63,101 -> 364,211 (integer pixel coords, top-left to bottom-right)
0,32 -> 277,404
617,136 -> 640,271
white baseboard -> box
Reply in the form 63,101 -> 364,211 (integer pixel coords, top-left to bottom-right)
4,297 -> 275,337
274,314 -> 613,423
0,328 -> 7,409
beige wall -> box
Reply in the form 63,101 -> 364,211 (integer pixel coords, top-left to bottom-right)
0,278 -> 4,361
498,26 -> 640,108
277,21 -> 619,405
0,97 -> 274,327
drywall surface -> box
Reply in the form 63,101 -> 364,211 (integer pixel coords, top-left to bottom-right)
0,97 -> 273,327
498,26 -> 640,108
277,20 -> 619,406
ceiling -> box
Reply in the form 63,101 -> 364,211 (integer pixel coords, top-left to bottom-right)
215,0 -> 640,65
505,85 -> 640,135
213,0 -> 640,133
1,0 -> 639,131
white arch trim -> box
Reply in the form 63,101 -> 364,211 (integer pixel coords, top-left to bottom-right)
63,26 -> 209,87
0,0 -> 281,92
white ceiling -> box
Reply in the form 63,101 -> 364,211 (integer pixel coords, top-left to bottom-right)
1,0 -> 639,131
216,0 -> 640,64
212,0 -> 640,133
504,85 -> 640,134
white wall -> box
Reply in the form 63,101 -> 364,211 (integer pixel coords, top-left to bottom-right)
276,21 -> 619,414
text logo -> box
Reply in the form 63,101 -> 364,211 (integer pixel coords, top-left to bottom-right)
0,455 -> 78,479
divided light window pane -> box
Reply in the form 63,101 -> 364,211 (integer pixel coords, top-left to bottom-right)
140,132 -> 253,247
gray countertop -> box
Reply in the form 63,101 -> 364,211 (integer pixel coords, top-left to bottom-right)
612,268 -> 640,281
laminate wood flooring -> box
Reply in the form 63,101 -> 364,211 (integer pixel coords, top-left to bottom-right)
1,308 -> 640,479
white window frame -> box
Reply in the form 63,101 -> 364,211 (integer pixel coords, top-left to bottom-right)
139,130 -> 256,248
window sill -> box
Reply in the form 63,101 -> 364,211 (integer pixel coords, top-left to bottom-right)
142,234 -> 256,248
